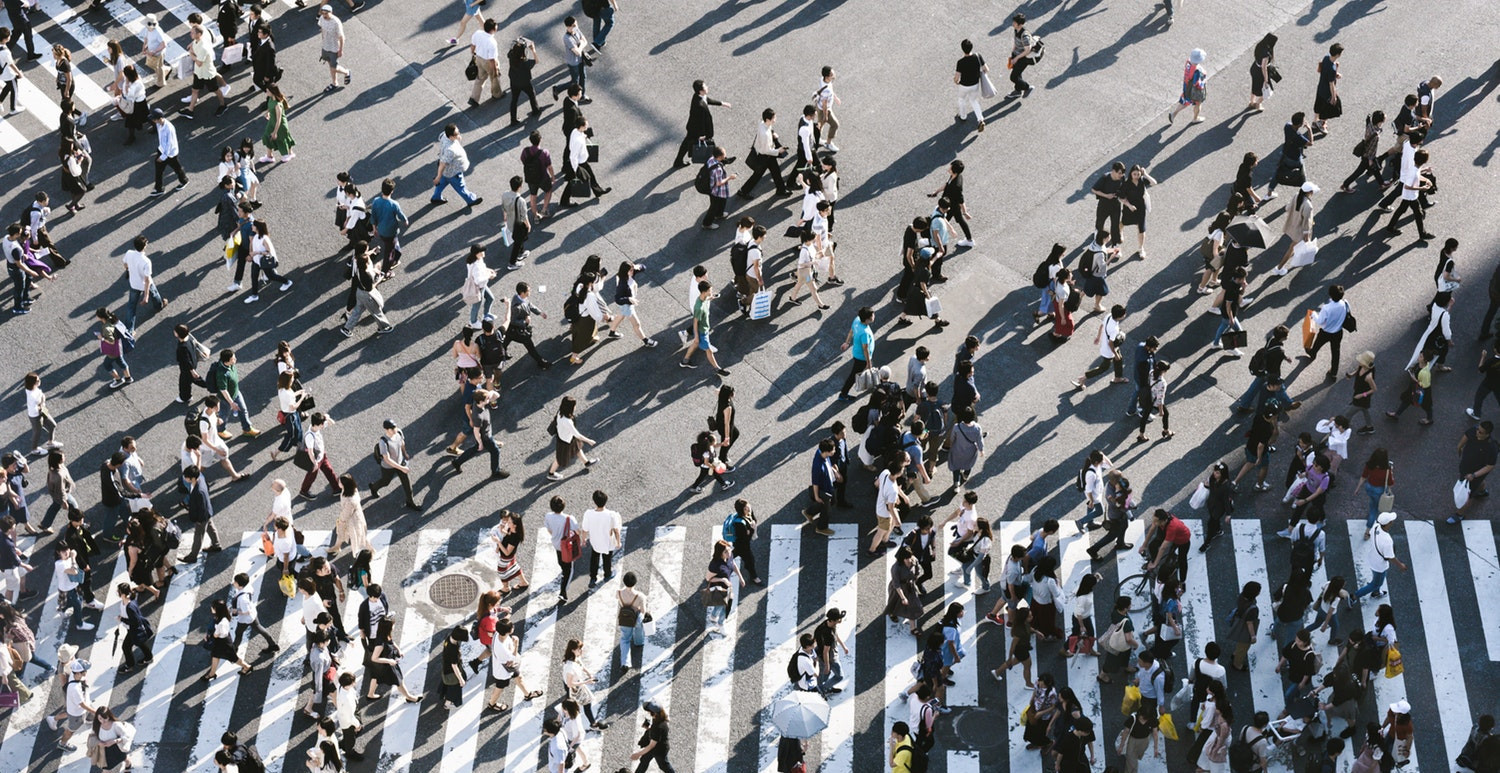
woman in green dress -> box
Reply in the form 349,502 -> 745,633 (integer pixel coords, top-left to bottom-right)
260,83 -> 296,163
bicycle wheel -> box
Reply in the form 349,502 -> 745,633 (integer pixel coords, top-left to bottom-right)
1122,573 -> 1154,614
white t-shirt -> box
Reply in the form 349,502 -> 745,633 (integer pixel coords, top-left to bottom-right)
65,680 -> 87,717
123,250 -> 152,291
1084,464 -> 1109,503
335,684 -> 360,728
579,507 -> 621,554
1367,527 -> 1395,572
554,416 -> 578,444
54,558 -> 80,593
0,49 -> 16,83
490,634 -> 519,678
1098,316 -> 1121,359
953,505 -> 977,540
546,733 -> 569,771
470,31 -> 499,61
1326,426 -> 1351,459
302,594 -> 324,632
1195,657 -> 1227,686
24,387 -> 43,418
278,387 -> 298,413
231,585 -> 256,623
271,490 -> 293,523
1399,165 -> 1421,202
875,470 -> 900,518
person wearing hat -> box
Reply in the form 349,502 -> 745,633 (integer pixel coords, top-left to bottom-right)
1170,48 -> 1207,124
148,108 -> 188,196
1451,420 -> 1498,523
814,607 -> 849,694
1270,181 -> 1319,277
1353,512 -> 1406,603
628,700 -> 674,772
371,419 -> 421,510
318,5 -> 352,93
47,658 -> 96,751
141,14 -> 169,89
1381,700 -> 1415,767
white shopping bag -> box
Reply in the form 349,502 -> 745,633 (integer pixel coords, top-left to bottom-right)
1454,479 -> 1471,509
748,290 -> 772,321
1189,482 -> 1209,510
1288,238 -> 1319,268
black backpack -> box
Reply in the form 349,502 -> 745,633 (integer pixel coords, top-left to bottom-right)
1075,463 -> 1089,492
581,0 -> 605,18
850,405 -> 872,435
1029,36 -> 1046,63
694,162 -> 713,195
184,407 -> 207,438
1228,726 -> 1259,772
1031,260 -> 1051,289
1064,287 -> 1082,312
238,745 -> 267,773
786,651 -> 804,684
730,242 -> 751,277
1290,524 -> 1322,574
1248,346 -> 1270,376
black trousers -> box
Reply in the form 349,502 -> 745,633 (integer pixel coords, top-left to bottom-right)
560,163 -> 603,205
675,134 -> 707,166
1342,156 -> 1384,189
1088,515 -> 1128,558
1387,199 -> 1426,233
703,194 -> 727,227
1009,58 -> 1032,93
588,548 -> 614,583
234,619 -> 276,649
739,154 -> 786,196
948,208 -> 972,240
6,19 -> 36,57
805,494 -> 831,530
732,543 -> 759,582
154,155 -> 187,190
509,85 -> 539,122
0,80 -> 14,112
633,746 -> 676,773
509,221 -> 530,264
1307,329 -> 1343,372
837,358 -> 868,398
505,327 -> 547,367
1481,296 -> 1500,339
556,551 -> 575,597
371,466 -> 417,505
121,629 -> 154,668
1094,200 -> 1122,245
250,261 -> 288,294
455,433 -> 500,474
178,368 -> 209,402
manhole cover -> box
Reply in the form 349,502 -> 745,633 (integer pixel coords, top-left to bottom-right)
953,709 -> 1005,749
429,573 -> 480,610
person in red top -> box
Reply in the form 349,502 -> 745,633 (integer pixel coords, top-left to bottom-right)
1140,508 -> 1190,584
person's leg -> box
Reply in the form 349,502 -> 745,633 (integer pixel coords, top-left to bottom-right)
1354,569 -> 1387,599
153,158 -> 166,191
838,358 -> 865,398
589,548 -> 602,585
169,156 -> 187,184
556,551 -> 573,597
394,469 -> 417,505
451,172 -> 479,205
318,457 -> 338,490
482,434 -> 500,473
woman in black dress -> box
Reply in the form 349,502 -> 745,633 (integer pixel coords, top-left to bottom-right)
1313,43 -> 1344,133
1248,33 -> 1276,111
365,617 -> 422,702
895,249 -> 952,329
1231,152 -> 1264,211
205,599 -> 253,680
710,384 -> 739,464
1118,164 -> 1157,259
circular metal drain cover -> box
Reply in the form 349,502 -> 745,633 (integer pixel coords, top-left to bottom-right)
428,573 -> 480,610
953,709 -> 1005,749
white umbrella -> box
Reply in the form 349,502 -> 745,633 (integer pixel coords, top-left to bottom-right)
770,690 -> 831,739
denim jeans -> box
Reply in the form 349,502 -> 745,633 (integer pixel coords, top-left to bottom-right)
43,493 -> 79,528
817,652 -> 843,692
962,553 -> 990,590
618,625 -> 634,668
124,285 -> 164,331
1354,569 -> 1387,599
279,411 -> 304,454
1079,501 -> 1103,528
1234,376 -> 1266,411
1362,481 -> 1383,529
229,391 -> 253,431
433,171 -> 479,205
1306,605 -> 1340,639
468,286 -> 495,325
1213,317 -> 1242,346
569,62 -> 586,94
592,6 -> 615,46
64,586 -> 86,625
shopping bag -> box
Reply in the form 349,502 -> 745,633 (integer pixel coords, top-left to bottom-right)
854,367 -> 881,392
174,54 -> 193,80
1019,703 -> 1032,726
1288,239 -> 1319,268
1454,479 -> 1470,509
1284,475 -> 1306,504
278,573 -> 297,598
1121,685 -> 1142,716
749,290 -> 772,321
566,176 -> 592,199
1385,643 -> 1404,678
1189,482 -> 1209,510
1302,309 -> 1317,349
925,297 -> 943,316
640,612 -> 656,637
1379,485 -> 1395,513
261,531 -> 275,558
1171,679 -> 1193,712
979,73 -> 998,99
1159,712 -> 1180,741
221,43 -> 246,66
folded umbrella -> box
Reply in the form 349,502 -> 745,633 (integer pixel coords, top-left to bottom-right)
770,690 -> 831,739
1226,215 -> 1273,249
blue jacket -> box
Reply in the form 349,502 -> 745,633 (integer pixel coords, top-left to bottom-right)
186,478 -> 213,523
810,450 -> 836,498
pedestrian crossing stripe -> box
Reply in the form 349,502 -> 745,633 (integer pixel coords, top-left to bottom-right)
1,520 -> 1498,772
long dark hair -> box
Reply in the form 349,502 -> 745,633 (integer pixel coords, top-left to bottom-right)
1364,447 -> 1390,471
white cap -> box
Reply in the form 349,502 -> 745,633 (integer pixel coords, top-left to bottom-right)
1188,48 -> 1206,65
1301,182 -> 1321,193
1377,512 -> 1397,526
1391,700 -> 1411,714
319,4 -> 333,11
144,13 -> 158,24
70,659 -> 91,674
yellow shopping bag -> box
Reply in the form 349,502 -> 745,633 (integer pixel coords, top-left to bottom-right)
1385,643 -> 1404,678
1019,704 -> 1032,727
1159,712 -> 1179,741
224,230 -> 241,262
1302,309 -> 1317,350
1121,685 -> 1142,716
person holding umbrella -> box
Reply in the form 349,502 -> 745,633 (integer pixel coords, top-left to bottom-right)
769,688 -> 831,745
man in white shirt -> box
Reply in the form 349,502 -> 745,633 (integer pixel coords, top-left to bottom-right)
121,234 -> 167,333
371,420 -> 421,510
148,109 -> 188,196
230,571 -> 278,652
559,116 -> 609,207
466,18 -> 501,107
1077,449 -> 1112,530
1073,305 -> 1127,390
50,659 -> 96,751
737,108 -> 790,198
1384,148 -> 1434,241
1304,284 -> 1350,380
267,478 -> 293,529
868,456 -> 907,554
1354,512 -> 1407,603
579,489 -> 622,589
431,124 -> 482,207
791,634 -> 819,691
542,717 -> 569,773
142,14 -> 168,88
792,104 -> 818,175
318,5 -> 351,92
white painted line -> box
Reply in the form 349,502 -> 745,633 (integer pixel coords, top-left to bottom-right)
56,551 -> 144,770
1228,520 -> 1290,773
501,526 -> 565,773
757,525 -> 801,773
818,523 -> 857,773
998,519 -> 1036,773
0,538 -> 87,770
576,527 -> 626,773
694,525 -> 741,773
28,28 -> 112,111
159,533 -> 256,773
1347,521 -> 1417,771
377,528 -> 445,773
1406,521 -> 1469,768
940,532 -> 978,708
251,530 -> 332,767
947,749 -> 981,773
1113,519 -> 1166,773
437,530 -> 488,773
1058,530 -> 1103,757
348,530 -> 391,685
1462,521 -> 1500,661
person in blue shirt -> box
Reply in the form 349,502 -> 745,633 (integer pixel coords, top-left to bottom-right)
803,439 -> 837,535
1125,336 -> 1158,418
367,177 -> 409,276
837,307 -> 875,401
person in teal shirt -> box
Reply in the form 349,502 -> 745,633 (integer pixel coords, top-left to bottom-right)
838,306 -> 875,401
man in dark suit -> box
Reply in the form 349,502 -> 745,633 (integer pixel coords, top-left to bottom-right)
181,465 -> 222,563
3,0 -> 40,60
674,79 -> 732,168
561,83 -> 587,141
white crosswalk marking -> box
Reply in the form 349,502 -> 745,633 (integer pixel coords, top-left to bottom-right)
1406,521 -> 1470,769
882,534 -> 917,765
1230,520 -> 1283,736
58,550 -> 141,769
998,519 -> 1032,773
576,527 -> 626,773
947,749 -> 980,773
1462,520 -> 1500,661
437,531 -> 487,773
28,27 -> 112,112
501,533 -> 564,773
694,526 -> 740,773
254,530 -> 332,767
0,540 -> 86,770
940,533 -> 978,707
818,524 -> 857,773
1113,518 -> 1166,773
1058,532 -> 1103,753
1346,520 -> 1417,770
376,528 -> 444,773
639,525 -> 684,734
757,525 -> 800,773
165,534 -> 256,773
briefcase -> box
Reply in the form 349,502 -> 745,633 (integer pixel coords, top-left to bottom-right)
566,176 -> 592,199
1221,329 -> 1249,349
691,139 -> 713,164
586,142 -> 599,163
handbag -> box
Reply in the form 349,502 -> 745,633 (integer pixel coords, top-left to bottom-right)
1454,479 -> 1470,509
1384,643 -> 1404,677
924,297 -> 942,316
700,587 -> 729,607
559,518 -> 583,564
690,139 -> 713,163
0,691 -> 19,709
1019,703 -> 1032,726
221,42 -> 246,66
1379,483 -> 1394,513
1302,309 -> 1318,349
261,531 -> 275,558
749,290 -> 772,321
1221,329 -> 1248,349
1099,619 -> 1130,654
1121,685 -> 1142,716
464,56 -> 479,81
979,72 -> 998,99
854,367 -> 881,392
293,448 -> 314,471
566,176 -> 592,199
87,735 -> 108,768
586,142 -> 599,163
640,612 -> 656,637
1288,239 -> 1318,268
783,225 -> 804,239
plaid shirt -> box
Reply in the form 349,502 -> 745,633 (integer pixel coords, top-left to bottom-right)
708,159 -> 729,198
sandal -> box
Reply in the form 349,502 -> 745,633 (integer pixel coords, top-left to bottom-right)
1161,430 -> 1175,439
523,690 -> 543,701
486,702 -> 509,712
405,695 -> 422,703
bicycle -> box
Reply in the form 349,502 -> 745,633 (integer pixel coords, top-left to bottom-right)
1118,564 -> 1157,614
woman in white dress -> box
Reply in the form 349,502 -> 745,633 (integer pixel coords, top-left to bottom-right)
333,474 -> 372,556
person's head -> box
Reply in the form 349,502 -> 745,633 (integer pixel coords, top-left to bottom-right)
183,464 -> 202,484
960,39 -> 973,54
1413,149 -> 1430,166
1329,43 -> 1344,58
761,107 -> 776,123
1479,421 -> 1495,440
802,104 -> 816,119
1291,111 -> 1307,127
564,15 -> 577,29
752,225 -> 768,243
891,721 -> 910,739
1241,581 -> 1262,600
950,159 -> 965,176
858,306 -> 875,325
558,395 -> 577,418
310,412 -> 327,429
549,495 -> 566,515
798,632 -> 814,652
1110,161 -> 1126,178
339,473 -> 357,498
564,638 -> 584,662
1012,12 -> 1026,28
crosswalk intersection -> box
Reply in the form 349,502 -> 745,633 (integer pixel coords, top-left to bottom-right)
0,512 -> 1494,772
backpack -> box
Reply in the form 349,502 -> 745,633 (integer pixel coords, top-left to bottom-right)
205,360 -> 227,394
850,405 -> 872,435
785,651 -> 805,685
894,741 -> 930,773
694,162 -> 713,195
1290,524 -> 1323,573
1063,287 -> 1082,312
1075,463 -> 1089,493
1229,727 -> 1260,772
581,0 -> 605,18
478,333 -> 505,366
1028,36 -> 1045,63
1248,346 -> 1270,376
373,440 -> 385,463
163,520 -> 182,549
184,408 -> 206,438
237,746 -> 267,773
1031,260 -> 1051,289
722,511 -> 744,542
730,242 -> 751,277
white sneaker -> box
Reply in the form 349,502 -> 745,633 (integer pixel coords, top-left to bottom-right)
957,239 -> 975,248
1228,349 -> 1244,358
76,622 -> 96,631
1271,268 -> 1288,276
88,601 -> 104,610
279,280 -> 294,291
1265,190 -> 1278,199
226,283 -> 241,292
180,96 -> 192,104
242,295 -> 259,304
46,715 -> 57,731
824,142 -> 840,152
678,330 -> 689,345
